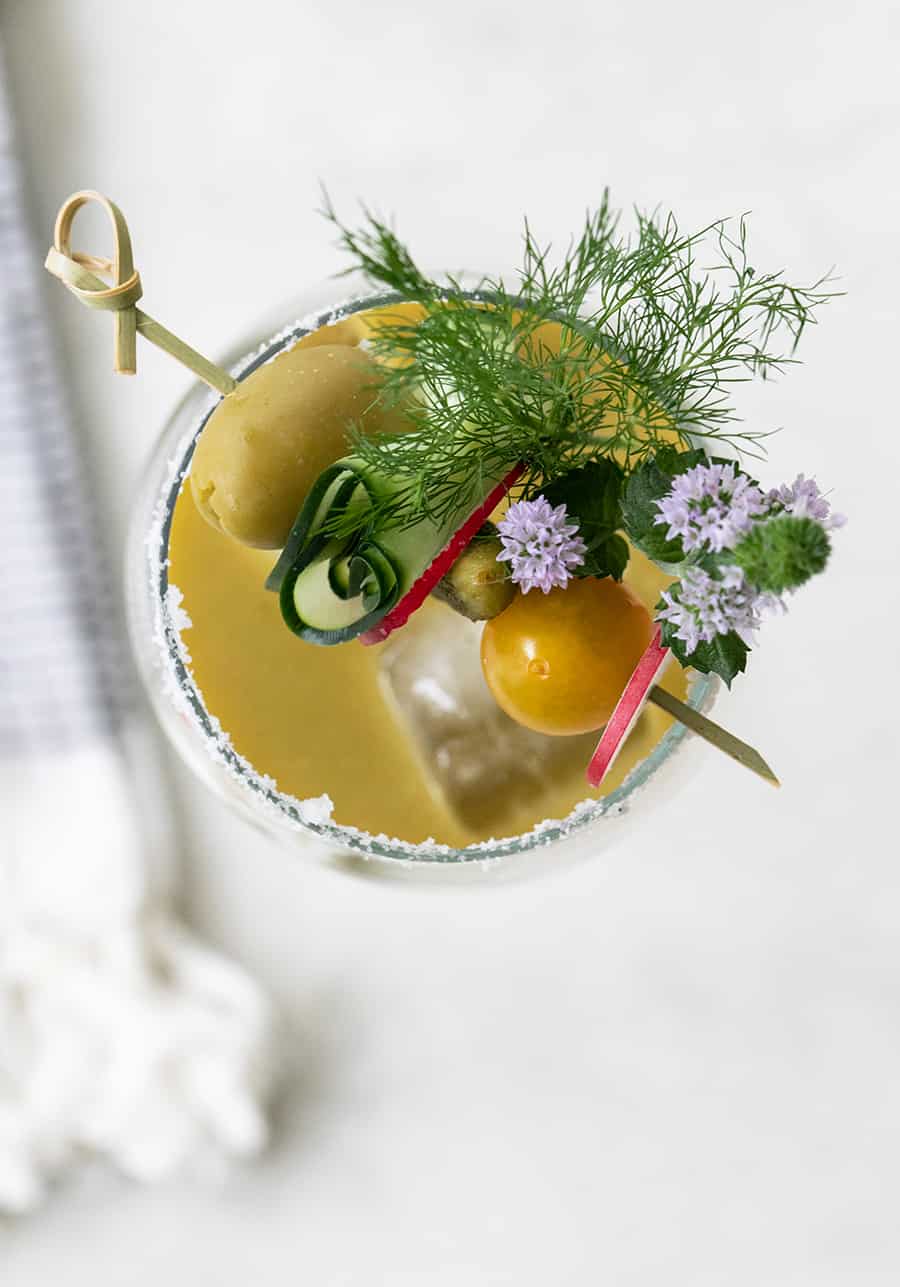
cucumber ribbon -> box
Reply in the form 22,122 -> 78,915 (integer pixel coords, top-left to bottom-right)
266,455 -> 515,645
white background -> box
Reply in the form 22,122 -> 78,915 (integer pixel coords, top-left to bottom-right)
3,1 -> 899,1282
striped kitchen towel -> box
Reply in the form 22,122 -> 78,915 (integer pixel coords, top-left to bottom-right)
0,43 -> 275,1214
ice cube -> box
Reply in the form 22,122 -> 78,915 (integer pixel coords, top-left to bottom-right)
377,603 -> 595,833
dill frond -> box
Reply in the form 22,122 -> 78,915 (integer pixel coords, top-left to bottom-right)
321,192 -> 835,535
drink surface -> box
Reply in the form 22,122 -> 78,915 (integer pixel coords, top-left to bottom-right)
166,306 -> 688,847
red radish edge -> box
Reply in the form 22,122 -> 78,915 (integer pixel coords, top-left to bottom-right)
359,464 -> 524,646
586,627 -> 671,788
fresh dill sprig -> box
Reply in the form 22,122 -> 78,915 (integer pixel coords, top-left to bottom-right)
321,191 -> 835,535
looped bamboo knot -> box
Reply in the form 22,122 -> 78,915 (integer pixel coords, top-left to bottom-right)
45,190 -> 142,373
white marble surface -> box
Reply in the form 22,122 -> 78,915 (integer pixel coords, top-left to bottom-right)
2,0 -> 899,1281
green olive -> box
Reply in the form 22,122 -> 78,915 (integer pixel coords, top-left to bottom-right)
432,524 -> 515,621
190,344 -> 406,549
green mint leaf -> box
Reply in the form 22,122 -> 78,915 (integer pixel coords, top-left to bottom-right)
540,458 -> 624,533
660,620 -> 750,687
733,515 -> 830,593
654,446 -> 710,477
620,447 -> 706,563
539,460 -> 627,579
582,532 -> 630,581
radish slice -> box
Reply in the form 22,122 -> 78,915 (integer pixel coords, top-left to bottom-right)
586,627 -> 671,787
359,465 -> 523,646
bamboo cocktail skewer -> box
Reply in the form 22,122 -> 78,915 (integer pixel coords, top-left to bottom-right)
45,190 -> 236,395
44,190 -> 778,789
647,684 -> 779,786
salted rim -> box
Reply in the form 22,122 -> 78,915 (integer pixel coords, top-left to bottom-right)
144,287 -> 716,866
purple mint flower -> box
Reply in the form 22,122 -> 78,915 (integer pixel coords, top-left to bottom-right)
655,462 -> 767,553
497,496 -> 587,594
767,473 -> 846,530
656,564 -> 765,653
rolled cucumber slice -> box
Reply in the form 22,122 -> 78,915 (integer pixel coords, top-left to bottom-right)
266,454 -> 498,645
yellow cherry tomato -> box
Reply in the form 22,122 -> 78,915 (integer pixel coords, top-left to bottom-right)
480,577 -> 653,736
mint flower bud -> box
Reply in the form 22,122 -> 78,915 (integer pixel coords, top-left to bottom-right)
767,474 -> 846,530
654,462 -> 767,554
732,516 -> 831,593
657,564 -> 763,653
497,497 -> 587,594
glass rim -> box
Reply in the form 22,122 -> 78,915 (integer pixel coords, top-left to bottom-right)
144,283 -> 717,866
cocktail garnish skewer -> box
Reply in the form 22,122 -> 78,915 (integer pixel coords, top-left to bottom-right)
646,685 -> 779,786
44,189 -> 236,396
42,189 -> 805,798
586,629 -> 778,789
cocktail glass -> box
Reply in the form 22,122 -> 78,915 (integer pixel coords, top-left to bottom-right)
125,275 -> 717,874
